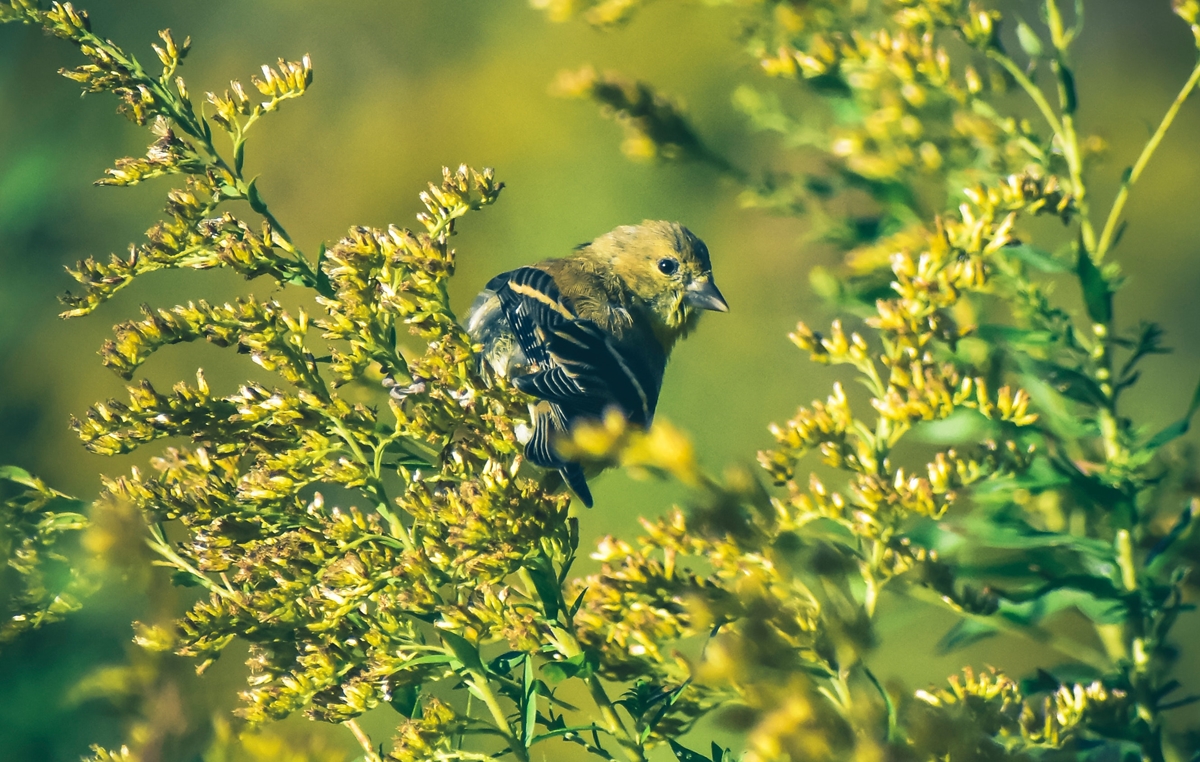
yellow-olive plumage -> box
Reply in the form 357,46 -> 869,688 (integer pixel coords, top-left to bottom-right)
466,220 -> 727,507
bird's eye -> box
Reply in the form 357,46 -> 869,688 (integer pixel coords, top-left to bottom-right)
657,258 -> 679,276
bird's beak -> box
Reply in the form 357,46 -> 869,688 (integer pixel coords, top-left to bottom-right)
684,278 -> 729,312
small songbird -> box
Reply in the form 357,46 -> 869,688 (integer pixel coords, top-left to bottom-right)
466,220 -> 728,507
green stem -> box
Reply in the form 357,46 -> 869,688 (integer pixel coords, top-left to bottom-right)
146,525 -> 238,603
345,719 -> 382,762
985,50 -> 1063,137
328,416 -> 411,546
1095,57 -> 1200,261
63,19 -> 314,276
584,677 -> 647,762
1045,0 -> 1097,254
468,673 -> 530,762
550,618 -> 646,762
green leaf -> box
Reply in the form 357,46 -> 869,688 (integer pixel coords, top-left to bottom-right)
541,650 -> 598,683
314,242 -> 334,298
567,586 -> 588,620
1145,376 -> 1200,449
1076,247 -> 1111,324
0,465 -> 36,486
1016,21 -> 1044,58
1003,243 -> 1067,272
669,739 -> 714,762
937,618 -> 999,653
1019,375 -> 1093,439
864,667 -> 898,742
1159,694 -> 1200,711
171,570 -> 202,587
1020,668 -> 1062,696
1023,357 -> 1107,406
1059,63 -> 1078,114
399,654 -> 456,668
913,408 -> 995,445
976,324 -> 1057,348
246,177 -> 268,215
389,683 -> 419,718
440,630 -> 486,675
523,655 -> 538,746
488,650 -> 525,677
526,559 -> 561,621
1146,502 -> 1197,570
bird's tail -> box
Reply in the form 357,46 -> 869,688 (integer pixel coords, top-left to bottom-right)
559,464 -> 593,508
526,401 -> 594,507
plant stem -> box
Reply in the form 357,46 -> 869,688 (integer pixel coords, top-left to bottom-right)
1045,0 -> 1097,254
548,621 -> 646,762
468,673 -> 530,762
985,51 -> 1063,137
345,719 -> 382,762
585,676 -> 648,762
1096,57 -> 1200,261
146,525 -> 238,603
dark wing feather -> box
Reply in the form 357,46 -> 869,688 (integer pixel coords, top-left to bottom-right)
546,321 -> 658,426
494,267 -> 573,368
495,268 -> 660,426
489,265 -> 660,507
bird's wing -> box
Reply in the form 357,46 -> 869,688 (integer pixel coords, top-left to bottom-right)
517,321 -> 658,427
493,267 -> 574,369
494,267 -> 659,427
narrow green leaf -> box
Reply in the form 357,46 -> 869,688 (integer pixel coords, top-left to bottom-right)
389,683 -> 419,718
864,667 -> 898,742
936,618 -> 999,653
171,570 -> 202,587
1003,243 -> 1068,272
246,177 -> 268,215
540,650 -> 598,683
1020,668 -> 1062,695
1027,359 -> 1107,406
1111,219 -> 1128,251
669,739 -> 714,762
1146,502 -> 1196,569
314,243 -> 334,297
0,465 -> 37,488
1145,376 -> 1200,449
1159,694 -> 1200,711
913,408 -> 994,444
568,586 -> 588,620
487,650 -> 525,676
1076,247 -> 1112,324
394,653 -> 456,668
526,560 -> 561,621
1059,63 -> 1078,114
523,654 -> 538,746
440,630 -> 486,675
541,662 -> 570,683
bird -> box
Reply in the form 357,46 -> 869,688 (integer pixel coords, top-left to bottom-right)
465,220 -> 728,507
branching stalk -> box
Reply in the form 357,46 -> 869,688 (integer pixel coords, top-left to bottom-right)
1096,57 -> 1200,261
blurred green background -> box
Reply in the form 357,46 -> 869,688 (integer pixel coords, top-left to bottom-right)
2,1 -> 1199,759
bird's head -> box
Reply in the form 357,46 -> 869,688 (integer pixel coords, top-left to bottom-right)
588,220 -> 728,335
